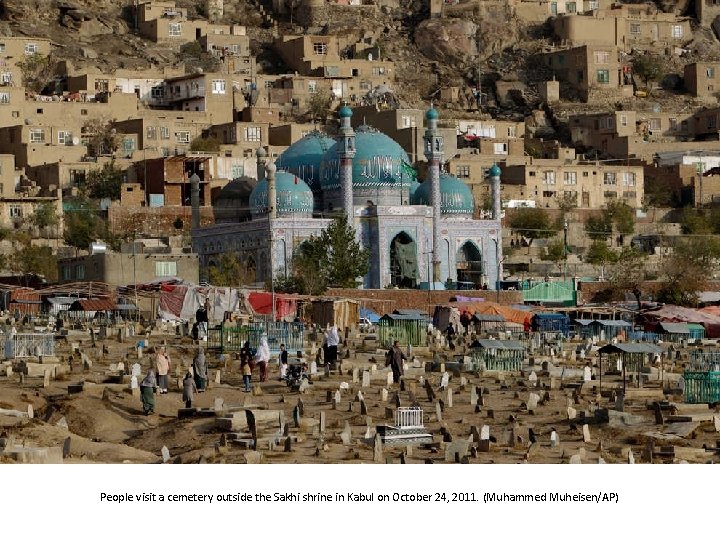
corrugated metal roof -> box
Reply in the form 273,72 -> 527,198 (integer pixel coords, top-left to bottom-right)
472,314 -> 505,322
575,319 -> 631,327
658,322 -> 690,334
69,299 -> 117,311
381,313 -> 426,321
598,343 -> 663,354
471,339 -> 525,350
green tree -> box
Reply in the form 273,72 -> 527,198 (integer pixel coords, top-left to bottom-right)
190,136 -> 221,153
607,247 -> 648,310
208,253 -> 254,287
657,237 -> 720,306
83,118 -> 119,157
507,207 -> 556,251
631,54 -> 663,94
17,53 -> 57,93
605,200 -> 635,234
681,207 -> 713,234
63,204 -> 102,252
320,215 -> 370,288
584,240 -> 617,279
87,161 -> 124,200
290,238 -> 328,295
542,239 -> 567,274
584,213 -> 613,240
9,235 -> 57,281
29,202 -> 59,238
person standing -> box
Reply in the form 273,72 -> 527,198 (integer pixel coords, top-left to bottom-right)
140,369 -> 157,415
324,324 -> 340,367
446,323 -> 456,350
196,304 -> 209,341
255,335 -> 270,382
241,357 -> 252,392
192,348 -> 208,392
278,343 -> 288,380
155,346 -> 171,394
182,372 -> 197,409
386,340 -> 406,384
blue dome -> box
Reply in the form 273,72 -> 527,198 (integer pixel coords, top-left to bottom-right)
319,126 -> 411,192
426,107 -> 439,120
411,174 -> 475,215
338,105 -> 353,118
276,131 -> 334,192
489,164 -> 501,177
249,171 -> 314,218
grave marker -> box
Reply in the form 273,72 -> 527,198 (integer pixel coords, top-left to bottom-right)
161,446 -> 170,463
582,424 -> 591,443
447,388 -> 453,408
435,401 -> 442,422
362,370 -> 370,388
550,430 -> 559,448
528,371 -> 537,388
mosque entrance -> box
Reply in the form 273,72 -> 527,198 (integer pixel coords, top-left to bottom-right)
456,241 -> 483,288
389,232 -> 419,288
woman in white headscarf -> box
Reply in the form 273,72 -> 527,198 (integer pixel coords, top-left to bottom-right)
255,335 -> 270,382
324,323 -> 340,367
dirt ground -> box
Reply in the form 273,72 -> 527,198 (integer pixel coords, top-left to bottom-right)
1,327 -> 718,464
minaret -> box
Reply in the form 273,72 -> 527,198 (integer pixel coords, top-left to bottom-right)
266,161 -> 277,219
256,146 -> 268,182
423,106 -> 443,284
337,105 -> 356,221
190,172 -> 201,230
489,164 -> 502,220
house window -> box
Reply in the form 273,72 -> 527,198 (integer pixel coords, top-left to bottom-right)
160,126 -> 170,139
176,131 -> 190,143
604,191 -> 618,199
669,118 -> 678,131
146,126 -> 157,139
622,172 -> 636,186
594,51 -> 610,64
630,24 -> 641,35
62,266 -> 71,281
76,265 -> 85,280
588,0 -> 598,8
69,169 -> 86,186
456,165 -> 470,178
169,23 -> 182,37
671,25 -> 683,38
620,114 -> 628,127
211,79 -> 226,94
543,171 -> 556,185
29,129 -> 45,143
0,72 -> 11,85
556,54 -> 565,66
708,68 -> 716,79
603,172 -> 617,185
648,118 -> 661,131
623,191 -> 637,199
0,44 -> 5,54
9,205 -> 22,218
402,115 -> 412,128
0,92 -> 9,104
313,42 -> 327,55
58,131 -> 72,145
543,191 -> 556,198
577,70 -> 584,82
566,2 -> 576,12
372,67 -> 386,76
151,86 -> 165,98
308,81 -> 317,93
596,70 -> 610,84
550,2 -> 557,15
564,172 -> 577,185
24,43 -> 38,55
493,142 -> 508,155
231,164 -> 244,179
244,126 -> 262,142
155,261 -> 178,277
507,126 -> 517,137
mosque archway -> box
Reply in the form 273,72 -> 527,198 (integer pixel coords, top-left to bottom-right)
456,241 -> 483,288
389,232 -> 419,288
245,256 -> 257,283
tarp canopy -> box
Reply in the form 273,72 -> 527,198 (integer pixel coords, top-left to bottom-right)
644,305 -> 720,338
446,302 -> 533,326
248,292 -> 300,321
360,307 -> 381,323
597,343 -> 663,355
657,322 -> 690,334
471,339 -> 525,350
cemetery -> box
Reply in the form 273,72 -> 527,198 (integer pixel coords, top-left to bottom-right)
1,301 -> 720,465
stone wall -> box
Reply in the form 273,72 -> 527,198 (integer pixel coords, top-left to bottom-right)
325,288 -> 523,314
297,4 -> 379,28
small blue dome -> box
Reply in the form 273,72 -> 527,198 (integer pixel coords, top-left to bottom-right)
276,131 -> 334,192
319,126 -> 411,193
489,164 -> 501,177
249,171 -> 314,218
426,107 -> 439,120
338,105 -> 353,118
411,174 -> 475,215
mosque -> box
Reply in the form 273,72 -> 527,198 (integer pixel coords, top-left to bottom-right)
191,106 -> 503,290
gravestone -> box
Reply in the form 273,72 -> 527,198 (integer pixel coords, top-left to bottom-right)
528,371 -> 537,387
615,393 -> 625,412
340,422 -> 352,445
62,437 -> 71,458
245,451 -> 262,464
459,376 -> 467,388
567,406 -> 577,420
628,450 -> 635,464
214,397 -> 224,412
478,425 -> 490,452
246,410 -> 258,447
424,380 -> 436,402
582,424 -> 591,443
527,393 -> 540,412
470,385 -> 478,406
161,446 -> 170,463
130,376 -> 139,390
550,377 -> 559,390
373,434 -> 384,463
319,411 -> 325,433
298,379 -> 310,393
352,368 -> 359,383
283,437 -> 292,452
326,390 -> 333,403
528,428 -> 537,444
714,415 -> 720,432
215,370 -> 221,384
43,370 -> 51,388
360,400 -> 368,416
310,361 -> 317,375
583,366 -> 592,382
569,454 -> 582,464
550,430 -> 559,448
445,440 -> 470,463
440,372 -> 449,389
446,388 -> 453,408
386,371 -> 393,387
470,426 -> 481,443
292,406 -> 301,427
132,363 -> 141,377
56,416 -> 68,430
653,402 -> 664,425
381,388 -> 388,402
362,370 -> 370,388
334,390 -> 341,408
435,401 -> 442,422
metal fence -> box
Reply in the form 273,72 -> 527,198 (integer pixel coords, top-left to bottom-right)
378,320 -> 427,348
207,322 -> 305,354
683,371 -> 720,404
4,333 -> 55,359
469,350 -> 524,372
688,350 -> 720,372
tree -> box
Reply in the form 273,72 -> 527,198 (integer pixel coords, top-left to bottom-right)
29,202 -> 59,238
585,240 -> 617,279
289,238 -> 328,295
8,235 -> 57,281
208,253 -> 254,287
542,239 -> 566,273
605,200 -> 635,235
507,207 -> 555,251
320,215 -> 370,288
631,54 -> 663,94
83,118 -> 119,157
63,204 -> 103,252
584,213 -> 613,241
87,161 -> 124,200
190,136 -> 220,153
657,237 -> 720,306
607,247 -> 648,310
17,53 -> 57,93
307,89 -> 333,120
680,207 -> 712,235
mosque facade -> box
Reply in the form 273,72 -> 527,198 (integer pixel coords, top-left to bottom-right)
191,107 -> 503,290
